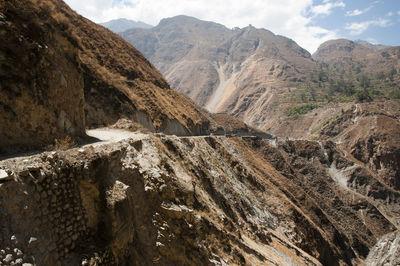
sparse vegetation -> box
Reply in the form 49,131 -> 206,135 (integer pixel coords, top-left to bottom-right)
288,103 -> 319,118
54,135 -> 76,150
356,89 -> 373,102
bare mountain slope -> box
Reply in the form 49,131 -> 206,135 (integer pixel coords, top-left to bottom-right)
121,19 -> 400,139
1,1 -> 400,265
1,132 -> 399,265
121,15 -> 315,115
0,0 -> 86,153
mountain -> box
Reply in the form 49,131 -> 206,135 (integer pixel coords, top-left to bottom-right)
1,1 -> 400,265
120,15 -> 316,131
354,40 -> 390,51
100,18 -> 152,32
120,18 -> 400,139
312,39 -> 400,80
0,3 -> 219,154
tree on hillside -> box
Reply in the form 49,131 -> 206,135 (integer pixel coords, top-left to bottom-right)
360,75 -> 370,89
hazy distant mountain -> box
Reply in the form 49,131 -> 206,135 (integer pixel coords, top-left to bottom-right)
313,39 -> 395,62
355,40 -> 390,51
100,18 -> 152,32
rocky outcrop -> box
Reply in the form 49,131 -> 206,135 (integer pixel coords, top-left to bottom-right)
0,133 -> 398,265
365,231 -> 400,266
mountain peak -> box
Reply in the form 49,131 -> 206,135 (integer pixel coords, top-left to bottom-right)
354,39 -> 390,51
100,18 -> 152,32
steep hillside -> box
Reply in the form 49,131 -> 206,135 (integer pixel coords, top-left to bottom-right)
47,3 -> 216,135
0,1 -> 221,155
320,101 -> 400,191
312,39 -> 400,101
0,0 -> 86,153
313,39 -> 376,62
1,132 -> 399,265
120,16 -> 315,116
120,17 -> 400,139
100,18 -> 152,33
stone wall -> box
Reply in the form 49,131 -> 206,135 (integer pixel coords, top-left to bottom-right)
0,154 -> 90,265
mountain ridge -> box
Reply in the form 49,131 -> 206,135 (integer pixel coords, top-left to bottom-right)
100,18 -> 152,32
119,15 -> 400,139
0,3 -> 400,265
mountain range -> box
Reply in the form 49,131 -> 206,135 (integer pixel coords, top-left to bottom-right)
0,1 -> 399,265
120,15 -> 400,138
100,18 -> 152,32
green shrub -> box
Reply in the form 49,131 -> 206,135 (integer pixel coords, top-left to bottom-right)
356,90 -> 373,102
288,103 -> 319,118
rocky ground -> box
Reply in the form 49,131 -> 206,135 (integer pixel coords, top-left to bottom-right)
1,0 -> 399,265
1,129 -> 399,265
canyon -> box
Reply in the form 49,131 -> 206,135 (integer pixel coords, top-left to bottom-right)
0,0 -> 399,265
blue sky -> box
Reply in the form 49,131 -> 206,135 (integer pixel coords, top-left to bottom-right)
310,0 -> 400,46
64,0 -> 400,53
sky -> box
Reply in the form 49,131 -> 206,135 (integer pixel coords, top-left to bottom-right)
63,0 -> 400,53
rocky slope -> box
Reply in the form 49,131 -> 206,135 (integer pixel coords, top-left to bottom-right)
1,131 -> 399,265
313,39 -> 397,65
0,0 -> 220,155
0,0 -> 86,153
320,101 -> 400,191
120,16 -> 315,118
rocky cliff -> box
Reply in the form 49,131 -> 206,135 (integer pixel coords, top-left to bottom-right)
320,101 -> 400,191
0,132 -> 399,265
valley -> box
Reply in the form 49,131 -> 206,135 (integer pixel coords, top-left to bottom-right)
0,0 -> 399,265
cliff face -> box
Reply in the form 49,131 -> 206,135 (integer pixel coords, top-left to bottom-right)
0,0 -> 85,153
0,132 -> 398,265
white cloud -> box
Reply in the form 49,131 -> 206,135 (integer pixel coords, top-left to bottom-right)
63,0 -> 341,53
366,37 -> 378,44
345,6 -> 372,17
387,11 -> 393,17
310,1 -> 345,16
345,19 -> 391,35
346,9 -> 363,16
398,10 -> 400,15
